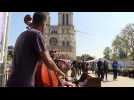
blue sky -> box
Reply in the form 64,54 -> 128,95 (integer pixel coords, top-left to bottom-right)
7,12 -> 134,58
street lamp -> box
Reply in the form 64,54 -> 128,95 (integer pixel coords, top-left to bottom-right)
2,12 -> 10,87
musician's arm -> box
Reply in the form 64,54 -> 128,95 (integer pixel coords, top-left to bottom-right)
40,50 -> 65,78
34,32 -> 65,78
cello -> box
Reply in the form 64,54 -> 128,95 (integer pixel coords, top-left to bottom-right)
34,60 -> 60,87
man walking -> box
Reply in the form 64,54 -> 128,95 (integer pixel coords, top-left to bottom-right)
103,60 -> 109,81
112,60 -> 118,80
97,59 -> 104,81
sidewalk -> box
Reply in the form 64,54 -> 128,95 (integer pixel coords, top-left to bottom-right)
87,71 -> 134,87
67,70 -> 134,87
101,74 -> 134,87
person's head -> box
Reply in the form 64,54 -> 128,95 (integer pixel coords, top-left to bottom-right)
32,12 -> 47,32
24,14 -> 32,24
24,14 -> 32,29
49,49 -> 57,59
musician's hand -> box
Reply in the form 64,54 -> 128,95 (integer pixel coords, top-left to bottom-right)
57,70 -> 66,79
61,72 -> 66,79
61,80 -> 76,87
58,74 -> 66,81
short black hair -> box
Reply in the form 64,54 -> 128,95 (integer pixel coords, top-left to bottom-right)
32,12 -> 46,26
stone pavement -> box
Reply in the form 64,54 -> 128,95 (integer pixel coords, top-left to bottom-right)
84,71 -> 134,87
86,71 -> 134,87
101,74 -> 134,87
67,70 -> 134,87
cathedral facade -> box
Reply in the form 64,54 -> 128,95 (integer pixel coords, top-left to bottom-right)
43,12 -> 76,60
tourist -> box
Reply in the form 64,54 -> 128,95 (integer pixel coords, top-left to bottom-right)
103,60 -> 109,81
97,59 -> 104,81
71,60 -> 77,79
112,60 -> 118,80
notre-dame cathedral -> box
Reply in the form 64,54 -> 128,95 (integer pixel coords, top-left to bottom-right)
43,12 -> 76,60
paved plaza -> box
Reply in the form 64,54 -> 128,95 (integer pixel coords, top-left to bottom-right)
101,74 -> 134,87
72,70 -> 134,87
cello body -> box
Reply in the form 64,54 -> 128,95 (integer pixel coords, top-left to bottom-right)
35,61 -> 59,87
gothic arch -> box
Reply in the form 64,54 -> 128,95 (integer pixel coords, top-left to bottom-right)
62,41 -> 65,47
66,41 -> 70,46
66,14 -> 69,25
63,14 -> 65,25
49,37 -> 58,46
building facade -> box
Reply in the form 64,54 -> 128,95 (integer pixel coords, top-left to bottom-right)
43,12 -> 76,60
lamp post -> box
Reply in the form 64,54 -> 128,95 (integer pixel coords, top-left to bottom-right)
2,12 -> 9,87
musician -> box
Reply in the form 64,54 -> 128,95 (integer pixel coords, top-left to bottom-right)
49,49 -> 76,87
6,12 -> 65,87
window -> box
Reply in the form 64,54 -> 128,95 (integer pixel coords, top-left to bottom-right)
66,14 -> 69,25
63,14 -> 65,25
49,37 -> 58,46
50,26 -> 57,34
62,41 -> 65,46
62,41 -> 70,47
66,41 -> 70,46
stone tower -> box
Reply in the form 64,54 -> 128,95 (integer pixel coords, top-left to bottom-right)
42,12 -> 50,45
43,12 -> 76,60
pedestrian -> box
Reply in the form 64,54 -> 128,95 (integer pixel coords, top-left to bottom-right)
81,61 -> 86,73
112,60 -> 118,80
97,59 -> 104,81
6,12 -> 65,87
71,60 -> 77,79
79,62 -> 82,75
91,62 -> 95,73
103,60 -> 109,81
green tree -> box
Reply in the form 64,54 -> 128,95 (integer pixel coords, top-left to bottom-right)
80,54 -> 95,61
111,53 -> 118,60
103,47 -> 112,60
120,23 -> 134,60
76,56 -> 81,61
112,35 -> 129,60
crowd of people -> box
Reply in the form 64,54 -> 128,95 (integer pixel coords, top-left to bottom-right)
93,59 -> 119,81
96,59 -> 109,81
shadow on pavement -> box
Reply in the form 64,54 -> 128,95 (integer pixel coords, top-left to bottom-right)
102,80 -> 114,83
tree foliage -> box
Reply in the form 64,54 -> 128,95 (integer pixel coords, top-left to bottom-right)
76,54 -> 95,61
112,23 -> 134,60
103,47 -> 112,60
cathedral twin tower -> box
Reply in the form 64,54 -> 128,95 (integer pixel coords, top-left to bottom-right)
43,12 -> 76,60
